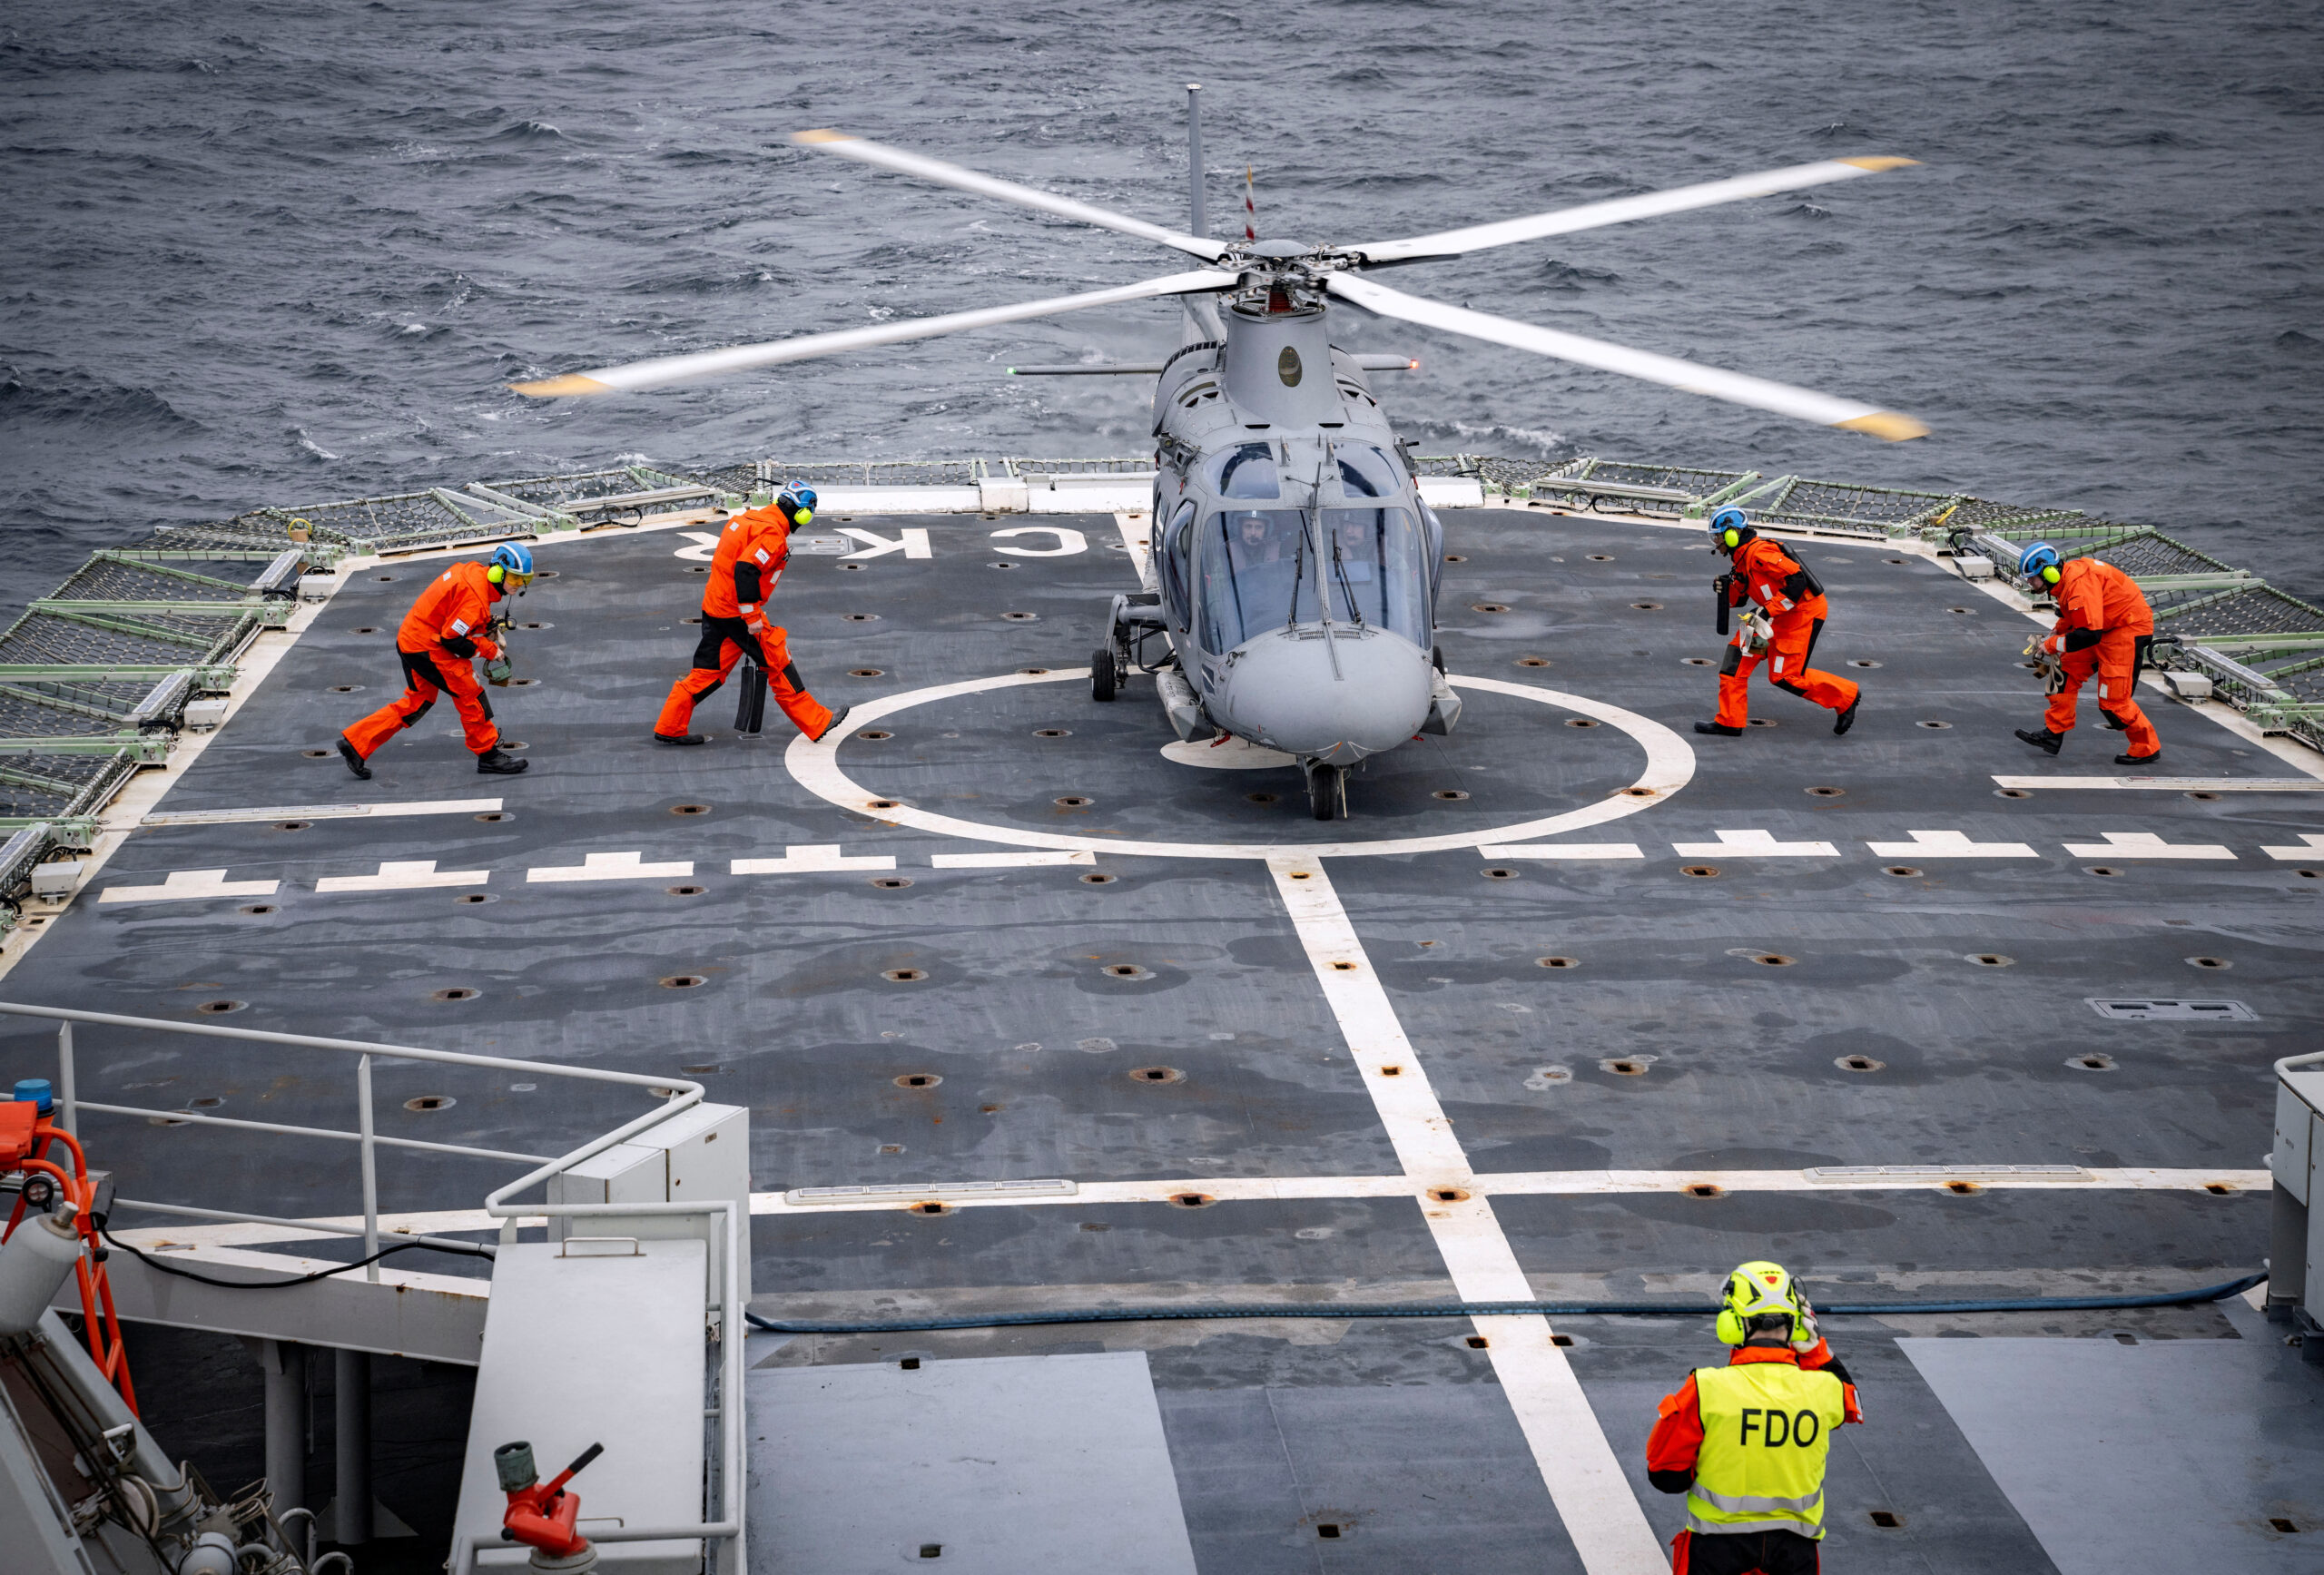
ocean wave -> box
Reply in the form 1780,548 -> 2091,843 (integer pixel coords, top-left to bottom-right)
0,369 -> 205,439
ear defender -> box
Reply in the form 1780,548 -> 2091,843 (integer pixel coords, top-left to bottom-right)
1721,527 -> 1741,549
1715,1307 -> 1748,1345
2042,564 -> 2062,585
487,565 -> 505,584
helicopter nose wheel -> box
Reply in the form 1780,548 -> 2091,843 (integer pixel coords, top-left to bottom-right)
1090,646 -> 1123,702
1305,761 -> 1348,822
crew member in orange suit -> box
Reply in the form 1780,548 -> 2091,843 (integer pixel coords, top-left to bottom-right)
1646,1261 -> 1864,1575
1695,508 -> 1860,739
2012,541 -> 2161,764
339,542 -> 531,778
653,485 -> 847,745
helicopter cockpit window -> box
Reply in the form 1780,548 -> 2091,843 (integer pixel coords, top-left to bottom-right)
1197,509 -> 1308,650
1334,443 -> 1403,500
1321,507 -> 1427,643
1206,442 -> 1280,500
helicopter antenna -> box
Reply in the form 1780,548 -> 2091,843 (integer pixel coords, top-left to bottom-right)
1242,166 -> 1257,243
1185,85 -> 1206,237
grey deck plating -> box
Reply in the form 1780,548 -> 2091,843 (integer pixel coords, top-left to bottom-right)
5,507 -> 2319,1571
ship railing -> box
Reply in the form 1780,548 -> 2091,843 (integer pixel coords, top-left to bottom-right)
0,1000 -> 747,1571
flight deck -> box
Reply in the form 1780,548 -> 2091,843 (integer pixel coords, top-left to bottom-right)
3,473 -> 2320,1573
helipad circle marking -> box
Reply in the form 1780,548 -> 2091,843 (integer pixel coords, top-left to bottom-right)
1160,737 -> 1297,771
783,669 -> 1693,861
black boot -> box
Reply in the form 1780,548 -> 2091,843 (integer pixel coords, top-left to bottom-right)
1693,720 -> 1744,737
2114,750 -> 2162,767
1832,697 -> 1861,736
812,706 -> 853,743
2014,727 -> 2063,755
654,732 -> 706,746
477,747 -> 530,775
337,737 -> 371,781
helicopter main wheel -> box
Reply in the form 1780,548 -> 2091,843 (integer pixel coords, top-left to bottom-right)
1305,761 -> 1347,822
1090,647 -> 1120,702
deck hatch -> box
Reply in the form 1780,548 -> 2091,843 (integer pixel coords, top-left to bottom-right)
2084,999 -> 2257,1021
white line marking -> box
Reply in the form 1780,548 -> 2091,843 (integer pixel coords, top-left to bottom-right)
1864,829 -> 2038,859
1113,512 -> 1154,586
784,670 -> 1694,861
1990,775 -> 2324,792
316,860 -> 490,892
990,526 -> 1088,556
835,526 -> 932,559
2059,831 -> 2235,861
140,797 -> 502,828
99,868 -> 280,903
2262,834 -> 2324,861
1669,829 -> 1839,858
1478,842 -> 1645,860
116,1164 -> 2276,1248
1265,853 -> 1668,1575
931,850 -> 1095,868
730,845 -> 895,873
525,851 -> 693,882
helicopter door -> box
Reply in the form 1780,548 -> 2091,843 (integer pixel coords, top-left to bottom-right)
1160,500 -> 1197,625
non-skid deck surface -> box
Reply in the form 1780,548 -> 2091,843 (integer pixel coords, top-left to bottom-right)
7,507 -> 2319,1570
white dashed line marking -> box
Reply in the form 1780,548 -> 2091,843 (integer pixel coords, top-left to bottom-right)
525,851 -> 694,882
2059,832 -> 2236,861
316,861 -> 490,892
99,869 -> 280,903
1669,829 -> 1840,858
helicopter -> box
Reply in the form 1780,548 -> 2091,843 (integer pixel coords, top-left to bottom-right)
513,97 -> 1924,820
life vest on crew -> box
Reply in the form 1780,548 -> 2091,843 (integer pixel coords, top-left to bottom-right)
702,503 -> 795,620
1684,1359 -> 1847,1540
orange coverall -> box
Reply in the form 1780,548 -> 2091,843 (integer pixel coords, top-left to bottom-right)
342,561 -> 505,759
1646,1343 -> 1864,1575
2042,557 -> 2159,757
655,503 -> 834,741
1715,538 -> 1859,728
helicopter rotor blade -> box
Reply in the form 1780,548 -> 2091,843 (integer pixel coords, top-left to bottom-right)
1344,157 -> 1917,265
510,270 -> 1239,397
1324,273 -> 1925,440
793,130 -> 1233,263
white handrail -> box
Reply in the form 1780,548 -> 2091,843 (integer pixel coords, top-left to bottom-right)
1,1001 -> 744,1572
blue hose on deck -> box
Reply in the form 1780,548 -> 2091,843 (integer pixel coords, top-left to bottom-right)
743,1271 -> 2266,1335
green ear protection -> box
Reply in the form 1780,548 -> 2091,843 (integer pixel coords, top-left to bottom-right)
1721,527 -> 1742,549
487,565 -> 505,584
1716,1260 -> 1801,1345
2040,564 -> 2062,586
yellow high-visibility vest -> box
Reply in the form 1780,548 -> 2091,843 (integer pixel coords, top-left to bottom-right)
1686,1361 -> 1846,1540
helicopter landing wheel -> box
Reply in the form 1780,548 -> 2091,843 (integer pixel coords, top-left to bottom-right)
1090,646 -> 1120,702
1305,761 -> 1347,822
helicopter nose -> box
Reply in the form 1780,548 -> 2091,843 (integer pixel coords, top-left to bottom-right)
1222,629 -> 1434,763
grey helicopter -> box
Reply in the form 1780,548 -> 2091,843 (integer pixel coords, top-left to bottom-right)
515,92 -> 1925,819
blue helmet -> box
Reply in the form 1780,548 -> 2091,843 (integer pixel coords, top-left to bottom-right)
2018,541 -> 2063,585
778,481 -> 818,524
1709,506 -> 1755,552
488,541 -> 534,585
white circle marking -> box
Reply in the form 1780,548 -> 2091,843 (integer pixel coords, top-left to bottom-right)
784,670 -> 1694,861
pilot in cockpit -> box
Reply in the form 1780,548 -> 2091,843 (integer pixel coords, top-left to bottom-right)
1229,511 -> 1288,566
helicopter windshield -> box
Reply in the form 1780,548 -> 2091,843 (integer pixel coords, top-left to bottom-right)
1197,508 -> 1312,650
1321,507 -> 1427,641
1206,442 -> 1280,499
1334,443 -> 1403,499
